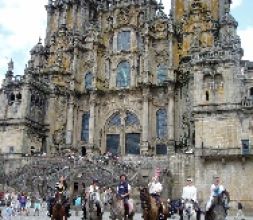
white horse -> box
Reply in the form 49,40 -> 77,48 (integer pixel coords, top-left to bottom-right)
88,191 -> 103,220
182,199 -> 196,220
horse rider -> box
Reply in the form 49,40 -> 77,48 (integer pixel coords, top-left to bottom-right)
88,178 -> 102,216
117,174 -> 131,217
206,175 -> 225,211
181,177 -> 201,219
148,175 -> 163,205
47,175 -> 71,217
182,177 -> 197,202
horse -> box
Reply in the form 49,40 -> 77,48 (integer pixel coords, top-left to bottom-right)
180,199 -> 197,220
51,193 -> 69,220
51,198 -> 67,220
205,190 -> 230,220
105,188 -> 135,220
87,191 -> 103,220
139,187 -> 169,220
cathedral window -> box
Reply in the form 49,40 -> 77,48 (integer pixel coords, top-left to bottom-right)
35,96 -> 40,106
117,31 -> 131,51
9,146 -> 14,153
106,134 -> 120,155
156,108 -> 167,138
206,91 -> 209,101
125,133 -> 140,155
85,72 -> 93,90
9,93 -> 15,102
156,144 -> 167,155
157,64 -> 168,84
241,139 -> 250,155
16,93 -> 22,100
116,61 -> 130,88
125,111 -> 140,126
108,112 -> 121,126
31,94 -> 35,104
249,87 -> 253,96
81,112 -> 90,143
31,146 -> 35,155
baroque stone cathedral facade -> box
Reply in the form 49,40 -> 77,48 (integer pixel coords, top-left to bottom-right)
0,0 -> 253,207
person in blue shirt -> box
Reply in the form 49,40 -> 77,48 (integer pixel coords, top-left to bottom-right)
3,201 -> 13,220
116,174 -> 131,216
206,176 -> 225,211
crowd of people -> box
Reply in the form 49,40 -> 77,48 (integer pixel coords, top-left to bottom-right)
0,190 -> 45,219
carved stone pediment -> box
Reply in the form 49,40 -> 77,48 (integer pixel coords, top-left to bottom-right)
117,9 -> 129,26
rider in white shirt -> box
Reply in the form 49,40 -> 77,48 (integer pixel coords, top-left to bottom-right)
148,176 -> 163,203
182,177 -> 197,202
181,177 -> 201,220
89,179 -> 102,216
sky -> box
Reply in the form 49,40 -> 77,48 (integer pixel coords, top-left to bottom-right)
0,0 -> 252,86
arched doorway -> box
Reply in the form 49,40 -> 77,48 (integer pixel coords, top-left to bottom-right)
105,110 -> 141,156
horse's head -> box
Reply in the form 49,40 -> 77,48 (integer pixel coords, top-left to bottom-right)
140,187 -> 149,203
104,189 -> 114,205
220,190 -> 230,206
89,192 -> 98,203
184,200 -> 195,215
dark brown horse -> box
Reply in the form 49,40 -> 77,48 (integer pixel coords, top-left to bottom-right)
51,197 -> 67,220
140,187 -> 169,220
205,190 -> 230,220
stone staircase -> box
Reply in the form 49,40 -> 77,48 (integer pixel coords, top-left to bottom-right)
3,153 -> 152,196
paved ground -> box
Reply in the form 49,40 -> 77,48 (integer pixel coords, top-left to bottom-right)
6,211 -> 253,220
1,207 -> 253,219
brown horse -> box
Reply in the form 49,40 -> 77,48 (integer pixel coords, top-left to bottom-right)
205,190 -> 230,220
105,189 -> 135,220
140,187 -> 169,220
51,197 -> 67,220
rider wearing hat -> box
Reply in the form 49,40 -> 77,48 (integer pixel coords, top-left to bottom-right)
117,174 -> 131,216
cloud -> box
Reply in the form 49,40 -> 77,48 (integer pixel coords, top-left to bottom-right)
0,0 -> 46,76
163,0 -> 171,15
238,27 -> 253,61
231,0 -> 243,9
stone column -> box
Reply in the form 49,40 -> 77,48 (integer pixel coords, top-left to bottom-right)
45,3 -> 54,45
168,96 -> 174,140
21,85 -> 31,117
66,95 -> 74,145
72,4 -> 78,32
88,93 -> 96,150
143,35 -> 149,83
141,88 -> 150,154
120,111 -> 126,155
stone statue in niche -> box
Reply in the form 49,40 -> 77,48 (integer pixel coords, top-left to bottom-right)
191,25 -> 201,48
201,32 -> 209,48
53,127 -> 65,145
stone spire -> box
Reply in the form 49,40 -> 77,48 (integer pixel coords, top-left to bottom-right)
5,59 -> 14,79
